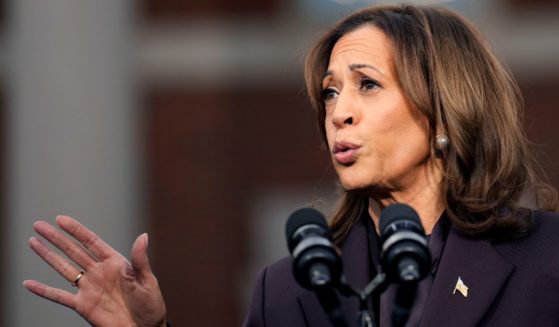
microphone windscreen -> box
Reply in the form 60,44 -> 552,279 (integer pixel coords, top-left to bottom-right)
379,203 -> 421,233
285,208 -> 328,242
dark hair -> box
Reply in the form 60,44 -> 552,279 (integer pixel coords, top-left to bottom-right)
304,5 -> 558,243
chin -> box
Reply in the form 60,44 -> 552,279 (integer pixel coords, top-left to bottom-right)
337,170 -> 388,197
334,160 -> 377,189
338,174 -> 375,192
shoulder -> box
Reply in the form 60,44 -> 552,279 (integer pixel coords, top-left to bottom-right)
474,211 -> 559,325
260,256 -> 303,296
512,210 -> 559,247
533,210 -> 559,230
494,210 -> 559,273
251,255 -> 304,302
243,256 -> 308,327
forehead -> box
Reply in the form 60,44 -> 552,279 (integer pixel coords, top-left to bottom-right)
328,25 -> 393,70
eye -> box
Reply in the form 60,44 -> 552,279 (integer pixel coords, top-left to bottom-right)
359,77 -> 380,91
321,87 -> 338,102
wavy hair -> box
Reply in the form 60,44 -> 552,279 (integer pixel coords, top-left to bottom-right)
304,5 -> 558,243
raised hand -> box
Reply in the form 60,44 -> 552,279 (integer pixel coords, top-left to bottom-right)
23,215 -> 167,327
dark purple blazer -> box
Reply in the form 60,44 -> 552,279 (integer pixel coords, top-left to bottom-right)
243,211 -> 559,327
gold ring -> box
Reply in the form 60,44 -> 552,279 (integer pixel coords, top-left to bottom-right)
71,270 -> 85,287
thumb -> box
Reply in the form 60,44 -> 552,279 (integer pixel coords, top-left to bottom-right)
130,233 -> 154,280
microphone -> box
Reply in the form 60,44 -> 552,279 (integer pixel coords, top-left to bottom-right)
379,203 -> 431,327
285,208 -> 342,290
286,208 -> 348,327
379,203 -> 430,282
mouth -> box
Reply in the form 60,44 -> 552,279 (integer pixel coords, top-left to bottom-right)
332,142 -> 360,165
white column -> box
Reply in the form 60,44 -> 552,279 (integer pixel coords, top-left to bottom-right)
4,1 -> 139,325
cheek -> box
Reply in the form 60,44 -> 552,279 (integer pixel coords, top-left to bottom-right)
324,121 -> 335,149
388,123 -> 432,172
371,108 -> 432,171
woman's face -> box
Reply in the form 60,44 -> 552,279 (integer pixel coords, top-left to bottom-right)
323,26 -> 435,196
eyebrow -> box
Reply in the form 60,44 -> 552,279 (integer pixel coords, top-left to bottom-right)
323,63 -> 384,81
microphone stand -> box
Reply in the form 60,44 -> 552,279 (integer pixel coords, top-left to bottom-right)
391,281 -> 418,327
336,270 -> 389,327
317,266 -> 421,327
314,287 -> 349,327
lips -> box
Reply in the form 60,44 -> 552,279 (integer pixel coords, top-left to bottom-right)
333,141 -> 360,165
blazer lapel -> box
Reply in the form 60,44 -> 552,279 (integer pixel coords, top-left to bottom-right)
297,220 -> 371,327
420,227 -> 514,327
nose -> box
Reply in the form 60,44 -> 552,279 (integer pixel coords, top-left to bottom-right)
331,90 -> 359,129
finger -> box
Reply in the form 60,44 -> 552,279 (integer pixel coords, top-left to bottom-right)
33,221 -> 97,270
23,280 -> 76,310
55,215 -> 115,261
29,237 -> 82,283
130,233 -> 154,282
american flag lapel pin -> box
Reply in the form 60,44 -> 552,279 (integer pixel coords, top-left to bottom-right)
453,276 -> 468,298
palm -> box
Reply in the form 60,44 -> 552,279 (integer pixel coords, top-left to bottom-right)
24,216 -> 167,327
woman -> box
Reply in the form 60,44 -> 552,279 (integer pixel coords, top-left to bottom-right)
244,5 -> 559,327
25,4 -> 558,327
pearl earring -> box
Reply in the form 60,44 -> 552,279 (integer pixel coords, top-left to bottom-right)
435,133 -> 450,150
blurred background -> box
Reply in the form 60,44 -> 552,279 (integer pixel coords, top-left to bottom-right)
0,0 -> 557,325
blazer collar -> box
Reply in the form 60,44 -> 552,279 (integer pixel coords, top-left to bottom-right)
419,227 -> 514,327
